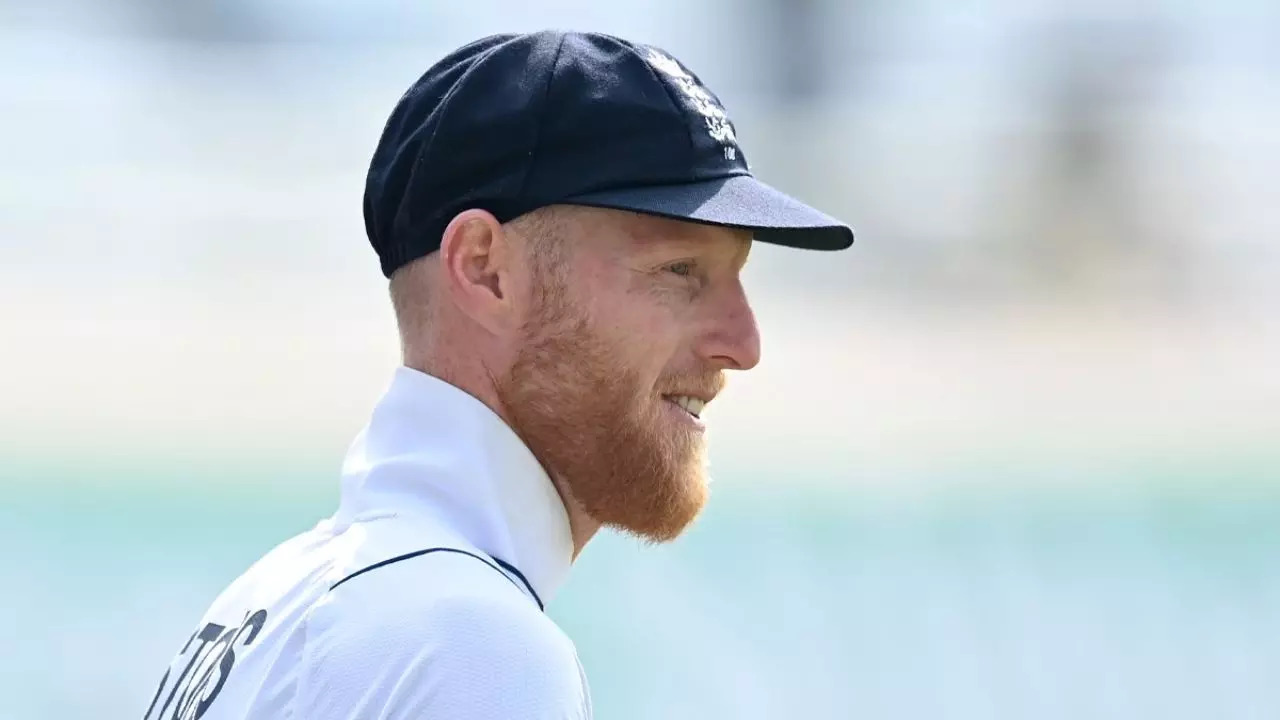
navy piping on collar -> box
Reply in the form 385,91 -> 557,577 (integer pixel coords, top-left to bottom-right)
329,547 -> 545,611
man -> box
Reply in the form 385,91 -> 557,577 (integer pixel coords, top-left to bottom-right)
142,30 -> 852,719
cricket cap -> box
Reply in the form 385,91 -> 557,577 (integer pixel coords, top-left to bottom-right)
364,30 -> 854,278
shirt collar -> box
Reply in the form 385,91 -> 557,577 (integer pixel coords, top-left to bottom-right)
336,366 -> 574,607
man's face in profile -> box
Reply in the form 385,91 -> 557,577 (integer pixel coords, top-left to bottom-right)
498,206 -> 759,543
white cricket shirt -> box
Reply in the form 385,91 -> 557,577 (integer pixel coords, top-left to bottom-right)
142,367 -> 592,719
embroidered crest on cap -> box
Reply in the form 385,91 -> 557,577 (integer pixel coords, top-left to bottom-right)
644,48 -> 740,162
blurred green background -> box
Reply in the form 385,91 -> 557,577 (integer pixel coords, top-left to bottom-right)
2,1 -> 1278,718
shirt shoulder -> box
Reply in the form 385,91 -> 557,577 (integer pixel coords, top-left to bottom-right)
294,548 -> 591,720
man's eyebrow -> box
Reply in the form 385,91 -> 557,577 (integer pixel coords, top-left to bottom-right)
624,224 -> 753,264
625,232 -> 701,254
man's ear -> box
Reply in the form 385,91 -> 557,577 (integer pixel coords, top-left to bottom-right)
438,209 -> 517,335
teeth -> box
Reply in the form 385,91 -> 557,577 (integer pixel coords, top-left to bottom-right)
671,395 -> 707,418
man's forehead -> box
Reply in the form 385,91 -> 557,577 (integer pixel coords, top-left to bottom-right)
564,206 -> 752,250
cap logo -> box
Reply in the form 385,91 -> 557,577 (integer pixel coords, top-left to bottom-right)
644,48 -> 739,162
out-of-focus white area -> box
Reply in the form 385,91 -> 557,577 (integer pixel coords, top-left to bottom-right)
1,0 -> 1277,488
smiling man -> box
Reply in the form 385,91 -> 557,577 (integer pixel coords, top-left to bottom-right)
142,30 -> 852,720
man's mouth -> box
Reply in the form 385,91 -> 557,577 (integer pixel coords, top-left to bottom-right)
664,395 -> 708,419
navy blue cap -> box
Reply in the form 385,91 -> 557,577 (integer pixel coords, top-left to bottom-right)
364,30 -> 854,278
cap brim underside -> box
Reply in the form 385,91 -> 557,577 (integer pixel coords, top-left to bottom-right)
561,175 -> 854,251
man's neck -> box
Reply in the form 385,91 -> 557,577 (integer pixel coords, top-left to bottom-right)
554,483 -> 602,560
405,357 -> 600,560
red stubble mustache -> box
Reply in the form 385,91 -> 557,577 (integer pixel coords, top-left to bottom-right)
658,372 -> 727,405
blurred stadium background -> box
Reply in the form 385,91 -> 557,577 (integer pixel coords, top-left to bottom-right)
2,1 -> 1278,718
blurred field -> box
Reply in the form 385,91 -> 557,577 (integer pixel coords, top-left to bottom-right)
6,463 -> 1280,718
2,2 -> 1278,719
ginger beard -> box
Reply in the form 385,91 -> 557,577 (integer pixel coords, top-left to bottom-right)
497,272 -> 718,543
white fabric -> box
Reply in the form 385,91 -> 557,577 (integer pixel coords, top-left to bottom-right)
142,367 -> 591,720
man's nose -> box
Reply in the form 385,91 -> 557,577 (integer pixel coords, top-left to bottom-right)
697,281 -> 762,372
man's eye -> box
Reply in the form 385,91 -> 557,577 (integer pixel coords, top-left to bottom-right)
667,261 -> 695,277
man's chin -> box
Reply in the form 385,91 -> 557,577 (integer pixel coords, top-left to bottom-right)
598,467 -> 710,544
